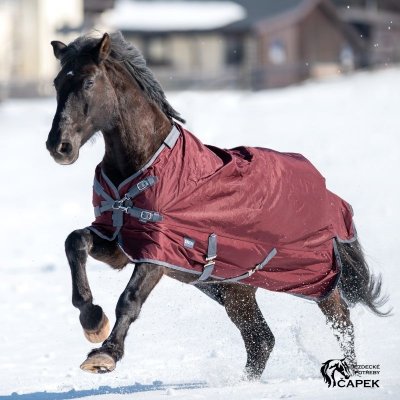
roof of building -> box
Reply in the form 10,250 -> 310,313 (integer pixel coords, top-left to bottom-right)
103,0 -> 365,48
210,0 -> 306,32
103,0 -> 316,33
102,0 -> 247,32
331,0 -> 400,13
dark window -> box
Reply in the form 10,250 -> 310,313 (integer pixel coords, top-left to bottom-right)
225,36 -> 244,66
352,22 -> 371,40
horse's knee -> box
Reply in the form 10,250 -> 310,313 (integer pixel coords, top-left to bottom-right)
65,229 -> 93,309
115,289 -> 140,320
65,229 -> 91,255
115,266 -> 163,320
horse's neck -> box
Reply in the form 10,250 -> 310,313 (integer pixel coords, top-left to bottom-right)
101,77 -> 172,186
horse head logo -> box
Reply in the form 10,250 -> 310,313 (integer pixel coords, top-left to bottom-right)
320,358 -> 352,387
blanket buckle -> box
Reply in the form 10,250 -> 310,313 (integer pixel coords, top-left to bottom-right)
204,255 -> 216,269
190,233 -> 217,283
140,210 -> 153,221
112,195 -> 131,213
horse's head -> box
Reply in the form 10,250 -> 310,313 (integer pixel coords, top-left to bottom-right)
336,358 -> 352,379
46,33 -> 116,165
321,358 -> 352,387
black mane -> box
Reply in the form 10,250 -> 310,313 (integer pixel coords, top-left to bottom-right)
60,31 -> 185,123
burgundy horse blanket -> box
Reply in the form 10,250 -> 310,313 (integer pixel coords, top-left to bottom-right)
89,124 -> 356,301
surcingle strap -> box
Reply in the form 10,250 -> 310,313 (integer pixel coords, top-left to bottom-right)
195,248 -> 277,285
217,248 -> 277,283
195,233 -> 217,282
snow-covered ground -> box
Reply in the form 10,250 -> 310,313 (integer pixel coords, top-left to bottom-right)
0,68 -> 399,399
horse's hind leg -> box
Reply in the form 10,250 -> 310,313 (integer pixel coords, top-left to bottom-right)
222,284 -> 275,380
318,288 -> 356,369
65,228 -> 129,343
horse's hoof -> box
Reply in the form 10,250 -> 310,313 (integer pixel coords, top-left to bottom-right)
80,353 -> 116,374
83,314 -> 110,343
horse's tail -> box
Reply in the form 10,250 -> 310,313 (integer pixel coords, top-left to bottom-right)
337,239 -> 392,317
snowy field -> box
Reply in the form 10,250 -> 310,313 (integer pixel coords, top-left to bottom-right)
0,68 -> 399,399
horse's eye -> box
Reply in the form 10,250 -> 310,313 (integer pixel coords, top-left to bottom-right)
84,79 -> 94,90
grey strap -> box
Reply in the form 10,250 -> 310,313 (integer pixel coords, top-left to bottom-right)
93,178 -> 114,203
129,126 -> 180,181
125,176 -> 158,199
112,209 -> 124,228
91,127 -> 179,225
94,124 -> 180,196
260,248 -> 277,267
164,125 -> 180,148
94,178 -> 125,226
195,233 -> 217,283
97,176 -> 158,214
196,248 -> 277,285
196,263 -> 214,282
93,175 -> 162,225
126,206 -> 163,223
206,233 -> 217,260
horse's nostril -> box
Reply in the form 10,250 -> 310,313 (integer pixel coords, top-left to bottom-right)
58,141 -> 73,155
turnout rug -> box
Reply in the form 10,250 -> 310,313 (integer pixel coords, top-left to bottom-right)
89,124 -> 356,301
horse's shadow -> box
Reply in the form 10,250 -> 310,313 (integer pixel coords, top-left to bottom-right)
0,381 -> 207,400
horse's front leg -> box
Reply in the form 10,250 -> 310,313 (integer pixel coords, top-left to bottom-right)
65,228 -> 129,343
80,262 -> 164,373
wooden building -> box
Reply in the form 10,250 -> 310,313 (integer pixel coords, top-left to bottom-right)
248,0 -> 364,88
0,0 -> 117,99
0,0 -> 83,98
2,0 -> 400,97
103,0 -> 365,89
333,0 -> 400,66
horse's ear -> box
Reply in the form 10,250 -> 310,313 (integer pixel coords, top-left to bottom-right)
93,33 -> 111,64
51,41 -> 67,60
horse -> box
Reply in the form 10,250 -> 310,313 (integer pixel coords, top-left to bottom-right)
46,32 -> 390,379
320,358 -> 352,387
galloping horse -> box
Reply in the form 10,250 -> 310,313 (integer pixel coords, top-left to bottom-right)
46,32 -> 389,378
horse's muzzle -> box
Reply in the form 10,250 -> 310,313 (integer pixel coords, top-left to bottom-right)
46,138 -> 78,165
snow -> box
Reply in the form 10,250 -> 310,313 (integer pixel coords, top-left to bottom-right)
102,0 -> 246,31
1,68 -> 400,399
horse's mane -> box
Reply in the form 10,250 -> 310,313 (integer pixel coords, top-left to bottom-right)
320,362 -> 332,386
59,31 -> 185,123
